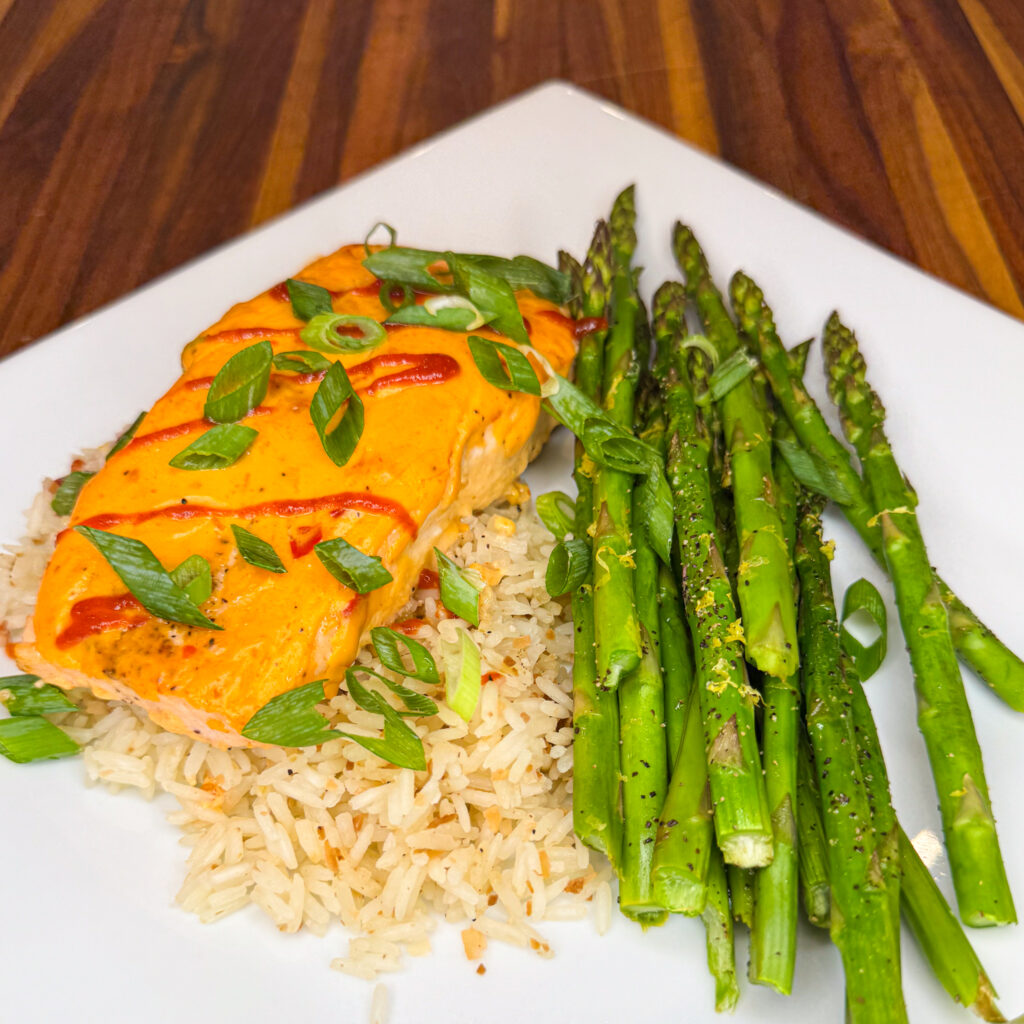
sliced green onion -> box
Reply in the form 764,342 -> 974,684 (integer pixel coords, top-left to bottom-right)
286,278 -> 333,321
301,313 -> 386,354
424,294 -> 489,330
74,526 -> 221,630
362,246 -> 569,304
273,350 -> 332,374
315,536 -> 393,593
0,675 -> 77,716
636,468 -> 674,565
545,538 -> 591,597
681,334 -> 720,367
385,303 -> 490,332
341,667 -> 427,770
468,336 -> 541,395
700,349 -> 759,404
203,341 -> 273,424
168,423 -> 258,471
841,578 -> 888,682
347,665 -> 437,718
535,491 -> 576,540
362,246 -> 455,293
51,471 -> 95,516
448,255 -> 528,344
457,253 -> 570,305
0,717 -> 79,763
169,554 -> 213,606
434,547 -> 482,627
379,280 -> 414,313
241,679 -> 339,747
231,525 -> 287,574
107,411 -> 145,459
581,417 -> 660,475
441,627 -> 482,722
775,437 -> 853,506
363,221 -> 397,256
310,361 -> 364,466
370,626 -> 440,684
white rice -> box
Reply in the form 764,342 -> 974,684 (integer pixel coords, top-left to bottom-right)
0,450 -> 610,986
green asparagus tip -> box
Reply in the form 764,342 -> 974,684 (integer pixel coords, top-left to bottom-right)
821,314 -> 884,437
728,270 -> 774,337
610,184 -> 637,267
558,251 -> 584,318
584,220 -> 613,314
671,222 -> 710,296
652,281 -> 687,339
788,338 -> 812,379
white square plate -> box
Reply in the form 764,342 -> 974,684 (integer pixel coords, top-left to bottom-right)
2,82 -> 1021,1023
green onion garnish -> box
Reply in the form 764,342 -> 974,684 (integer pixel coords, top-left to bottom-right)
301,313 -> 386,355
441,627 -> 481,722
343,668 -> 428,770
272,350 -> 332,374
467,337 -> 541,395
203,341 -> 273,424
370,626 -> 440,685
348,665 -> 437,718
545,538 -> 591,597
286,278 -> 333,321
51,471 -> 95,516
775,437 -> 854,506
310,361 -> 364,466
107,411 -> 145,459
0,675 -> 77,716
241,679 -> 339,747
635,468 -> 674,566
448,256 -> 528,344
363,221 -> 398,256
535,491 -> 576,540
386,299 -> 492,332
840,578 -> 888,682
231,525 -> 287,573
434,547 -> 482,627
0,716 -> 79,763
315,536 -> 393,593
362,247 -> 569,305
168,423 -> 258,471
379,281 -> 414,313
74,526 -> 221,631
169,554 -> 213,606
701,349 -> 759,404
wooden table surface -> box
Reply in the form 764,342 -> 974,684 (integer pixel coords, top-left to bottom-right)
2,0 -> 1024,357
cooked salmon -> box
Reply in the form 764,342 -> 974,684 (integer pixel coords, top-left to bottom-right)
14,244 -> 576,747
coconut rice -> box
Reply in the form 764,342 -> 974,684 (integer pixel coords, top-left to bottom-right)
0,448 -> 612,981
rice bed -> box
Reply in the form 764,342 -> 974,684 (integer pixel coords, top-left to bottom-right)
0,449 -> 611,980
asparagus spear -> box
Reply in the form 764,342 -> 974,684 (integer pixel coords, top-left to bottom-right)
704,844 -> 741,1013
591,196 -> 642,691
619,315 -> 669,922
795,731 -> 831,928
657,281 -> 773,868
642,339 -> 695,762
651,684 -> 713,915
796,494 -> 906,1024
561,246 -> 622,868
898,827 -> 1004,1021
844,632 -> 1005,1019
673,224 -> 799,680
749,421 -> 801,995
657,563 -> 693,761
824,314 -> 1016,929
731,271 -> 1024,713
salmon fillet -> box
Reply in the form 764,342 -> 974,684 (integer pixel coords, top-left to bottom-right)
14,244 -> 576,747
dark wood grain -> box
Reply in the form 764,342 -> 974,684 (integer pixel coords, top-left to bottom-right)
2,0 -> 1024,356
